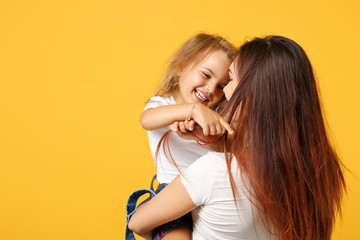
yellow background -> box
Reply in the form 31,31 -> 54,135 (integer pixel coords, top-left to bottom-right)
0,0 -> 359,239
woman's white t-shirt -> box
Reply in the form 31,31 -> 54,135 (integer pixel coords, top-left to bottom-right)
144,96 -> 212,184
180,152 -> 274,240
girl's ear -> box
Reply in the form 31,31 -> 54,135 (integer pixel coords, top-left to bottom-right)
176,67 -> 183,78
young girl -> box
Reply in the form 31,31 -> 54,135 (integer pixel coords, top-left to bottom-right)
125,33 -> 237,240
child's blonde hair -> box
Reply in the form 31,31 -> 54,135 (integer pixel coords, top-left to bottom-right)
155,33 -> 237,97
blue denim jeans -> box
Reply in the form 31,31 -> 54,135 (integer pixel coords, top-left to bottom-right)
125,175 -> 192,240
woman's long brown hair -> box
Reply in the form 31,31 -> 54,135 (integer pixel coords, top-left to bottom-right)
223,36 -> 346,240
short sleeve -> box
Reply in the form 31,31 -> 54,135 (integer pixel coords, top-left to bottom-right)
144,96 -> 175,111
180,152 -> 218,206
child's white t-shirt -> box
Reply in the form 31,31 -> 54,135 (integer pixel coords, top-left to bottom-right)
144,96 -> 212,184
180,151 -> 274,240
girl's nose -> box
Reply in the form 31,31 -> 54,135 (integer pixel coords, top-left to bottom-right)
206,81 -> 216,94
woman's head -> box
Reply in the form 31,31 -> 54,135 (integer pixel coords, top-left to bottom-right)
155,33 -> 237,108
224,35 -> 318,116
223,36 -> 345,240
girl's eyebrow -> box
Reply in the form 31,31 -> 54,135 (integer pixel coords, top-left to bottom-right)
204,67 -> 215,77
228,69 -> 232,74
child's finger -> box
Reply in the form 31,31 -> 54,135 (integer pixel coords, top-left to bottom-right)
185,120 -> 195,131
179,121 -> 187,133
209,125 -> 216,135
190,120 -> 195,130
214,123 -> 222,135
220,118 -> 234,134
184,120 -> 191,131
171,121 -> 179,132
202,126 -> 209,136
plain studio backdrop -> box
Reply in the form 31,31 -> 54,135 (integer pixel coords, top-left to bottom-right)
0,0 -> 359,239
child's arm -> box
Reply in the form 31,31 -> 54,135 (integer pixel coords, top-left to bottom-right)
172,122 -> 227,152
128,176 -> 196,239
140,103 -> 196,130
140,103 -> 233,135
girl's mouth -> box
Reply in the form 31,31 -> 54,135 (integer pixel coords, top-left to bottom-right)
194,89 -> 208,104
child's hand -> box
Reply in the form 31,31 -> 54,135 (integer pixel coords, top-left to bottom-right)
171,122 -> 207,142
192,104 -> 234,136
171,119 -> 196,133
172,123 -> 226,152
171,121 -> 198,141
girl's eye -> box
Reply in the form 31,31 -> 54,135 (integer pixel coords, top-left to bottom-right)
218,85 -> 225,90
202,72 -> 211,79
228,78 -> 233,82
217,83 -> 227,90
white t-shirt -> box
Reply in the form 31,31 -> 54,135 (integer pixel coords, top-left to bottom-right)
180,152 -> 274,240
144,96 -> 212,184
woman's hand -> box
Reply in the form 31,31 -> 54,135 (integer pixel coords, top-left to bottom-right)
128,177 -> 196,239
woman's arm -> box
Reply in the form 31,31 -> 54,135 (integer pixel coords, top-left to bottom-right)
128,176 -> 196,239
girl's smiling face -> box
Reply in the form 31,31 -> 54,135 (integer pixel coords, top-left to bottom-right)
173,50 -> 232,107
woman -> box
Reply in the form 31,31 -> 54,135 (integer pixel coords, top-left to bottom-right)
128,35 -> 346,240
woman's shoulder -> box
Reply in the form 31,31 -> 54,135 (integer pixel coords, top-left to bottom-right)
195,151 -> 221,160
199,151 -> 228,162
193,151 -> 228,170
195,152 -> 241,181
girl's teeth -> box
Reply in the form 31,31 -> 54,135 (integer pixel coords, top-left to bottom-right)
196,90 -> 207,101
